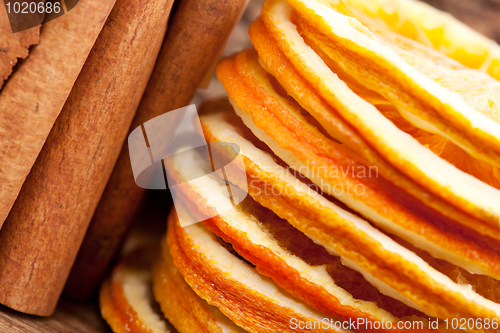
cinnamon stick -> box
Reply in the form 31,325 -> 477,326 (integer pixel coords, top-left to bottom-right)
64,0 -> 249,300
0,0 -> 174,316
0,4 -> 41,89
0,0 -> 116,229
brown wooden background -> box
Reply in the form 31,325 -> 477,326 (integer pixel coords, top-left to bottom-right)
425,0 -> 500,42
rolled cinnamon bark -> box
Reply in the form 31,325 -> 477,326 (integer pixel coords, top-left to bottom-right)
0,0 -> 175,316
0,0 -> 116,228
0,5 -> 40,89
64,0 -> 249,300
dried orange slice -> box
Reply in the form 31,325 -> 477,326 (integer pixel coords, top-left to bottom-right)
286,0 -> 500,168
213,55 -> 500,324
165,116 -> 435,332
100,248 -> 175,333
216,48 -> 500,280
248,17 -> 500,246
289,0 -> 500,193
200,100 -> 500,288
152,238 -> 246,333
200,99 -> 500,321
165,203 -> 345,333
314,0 -> 500,78
260,0 -> 500,237
199,101 -> 500,316
249,17 -> 500,191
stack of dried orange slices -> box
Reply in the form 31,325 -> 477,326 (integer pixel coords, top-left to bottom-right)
100,0 -> 500,332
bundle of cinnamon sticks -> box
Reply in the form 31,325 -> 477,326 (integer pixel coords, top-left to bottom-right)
0,0 -> 248,316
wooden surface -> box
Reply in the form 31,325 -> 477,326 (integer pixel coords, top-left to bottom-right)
0,299 -> 111,333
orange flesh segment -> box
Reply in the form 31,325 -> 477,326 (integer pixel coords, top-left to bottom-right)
289,16 -> 500,192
